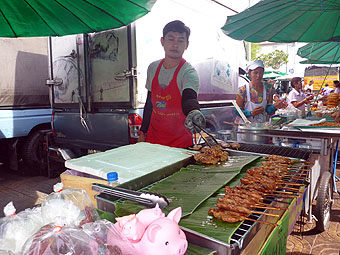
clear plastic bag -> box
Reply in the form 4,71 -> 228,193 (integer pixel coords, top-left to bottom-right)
41,183 -> 99,226
82,219 -> 138,255
21,222 -> 99,255
0,202 -> 44,254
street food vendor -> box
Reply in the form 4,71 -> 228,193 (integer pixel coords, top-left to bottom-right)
235,60 -> 287,124
287,77 -> 313,111
137,20 -> 205,148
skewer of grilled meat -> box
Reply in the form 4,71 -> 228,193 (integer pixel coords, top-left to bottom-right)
265,155 -> 310,165
218,196 -> 282,212
208,208 -> 277,226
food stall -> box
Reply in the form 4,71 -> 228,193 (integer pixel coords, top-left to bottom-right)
58,142 -> 308,255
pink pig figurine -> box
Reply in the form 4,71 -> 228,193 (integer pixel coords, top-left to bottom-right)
136,203 -> 165,227
114,214 -> 145,242
132,207 -> 188,255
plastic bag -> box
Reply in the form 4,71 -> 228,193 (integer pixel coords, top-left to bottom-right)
21,221 -> 99,255
0,202 -> 44,254
82,219 -> 138,255
41,183 -> 99,226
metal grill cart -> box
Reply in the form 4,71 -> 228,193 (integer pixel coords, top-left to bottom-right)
235,127 -> 340,232
92,148 -> 307,255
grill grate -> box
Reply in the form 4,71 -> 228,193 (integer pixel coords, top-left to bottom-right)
237,143 -> 314,160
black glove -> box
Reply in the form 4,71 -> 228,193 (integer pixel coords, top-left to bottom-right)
185,110 -> 206,134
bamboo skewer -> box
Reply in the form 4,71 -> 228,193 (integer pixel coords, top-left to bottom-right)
288,167 -> 312,171
278,182 -> 305,186
286,171 -> 309,176
278,186 -> 301,192
255,203 -> 286,210
264,193 -> 298,198
271,190 -> 295,195
245,218 -> 278,227
251,211 -> 279,217
251,205 -> 283,211
283,175 -> 309,180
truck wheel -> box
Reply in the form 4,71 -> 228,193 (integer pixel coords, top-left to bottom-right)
22,130 -> 48,175
315,171 -> 333,232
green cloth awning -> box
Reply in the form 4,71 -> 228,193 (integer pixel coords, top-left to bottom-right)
263,71 -> 287,79
0,0 -> 156,37
298,42 -> 340,64
222,0 -> 340,43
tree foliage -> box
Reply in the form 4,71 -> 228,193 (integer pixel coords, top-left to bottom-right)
257,50 -> 288,69
251,43 -> 261,60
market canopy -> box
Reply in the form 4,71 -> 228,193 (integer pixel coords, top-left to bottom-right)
0,0 -> 156,37
263,70 -> 288,79
221,0 -> 340,43
298,42 -> 340,64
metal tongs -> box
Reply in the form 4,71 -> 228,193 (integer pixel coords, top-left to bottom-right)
193,122 -> 219,147
92,183 -> 169,209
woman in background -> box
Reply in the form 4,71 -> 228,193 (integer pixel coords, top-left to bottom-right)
235,60 -> 287,124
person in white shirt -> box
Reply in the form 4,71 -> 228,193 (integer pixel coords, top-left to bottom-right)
288,77 -> 314,110
322,83 -> 334,95
333,80 -> 340,94
304,80 -> 314,92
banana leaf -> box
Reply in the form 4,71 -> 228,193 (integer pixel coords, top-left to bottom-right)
115,155 -> 260,217
113,157 -> 264,245
179,158 -> 262,244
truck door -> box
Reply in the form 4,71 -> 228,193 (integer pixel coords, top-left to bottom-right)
49,26 -> 137,154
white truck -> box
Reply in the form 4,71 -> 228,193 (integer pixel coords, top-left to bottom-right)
0,37 -> 51,173
46,0 -> 245,175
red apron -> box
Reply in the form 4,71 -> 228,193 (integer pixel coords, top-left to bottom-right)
146,58 -> 193,148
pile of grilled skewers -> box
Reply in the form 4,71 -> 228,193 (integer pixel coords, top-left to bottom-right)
193,145 -> 229,165
208,155 -> 310,225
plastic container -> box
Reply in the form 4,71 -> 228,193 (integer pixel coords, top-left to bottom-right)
107,172 -> 119,186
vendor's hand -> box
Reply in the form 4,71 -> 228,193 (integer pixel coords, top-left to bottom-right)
137,132 -> 146,142
306,95 -> 314,101
185,110 -> 206,134
274,100 -> 288,109
331,111 -> 340,123
318,95 -> 328,102
251,106 -> 264,116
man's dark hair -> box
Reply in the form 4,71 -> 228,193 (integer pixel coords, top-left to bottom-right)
290,77 -> 301,88
163,20 -> 190,41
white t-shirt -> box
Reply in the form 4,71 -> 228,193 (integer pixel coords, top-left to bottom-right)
288,88 -> 306,110
322,86 -> 334,95
304,84 -> 313,91
145,59 -> 200,94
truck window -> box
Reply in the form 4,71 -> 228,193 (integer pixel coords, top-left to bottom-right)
89,28 -> 132,104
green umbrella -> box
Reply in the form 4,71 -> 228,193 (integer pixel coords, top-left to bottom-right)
0,0 -> 156,37
222,0 -> 340,43
263,70 -> 287,79
298,42 -> 340,64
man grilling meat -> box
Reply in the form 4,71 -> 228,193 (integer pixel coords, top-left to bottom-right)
137,20 -> 205,148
